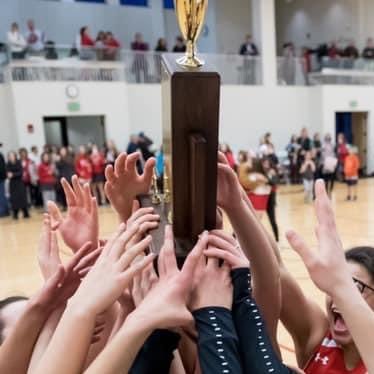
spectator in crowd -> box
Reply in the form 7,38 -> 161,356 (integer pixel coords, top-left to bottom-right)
219,143 -> 236,171
28,145 -> 42,207
362,37 -> 374,59
258,132 -> 278,167
313,132 -> 322,178
138,132 -> 154,162
79,26 -> 95,60
344,40 -> 359,59
126,135 -> 139,155
172,35 -> 186,53
55,147 -> 75,208
344,145 -> 360,201
328,41 -> 341,59
281,42 -> 296,85
261,157 -> 280,242
6,22 -> 26,59
75,145 -> 93,184
300,150 -> 316,203
286,134 -> 300,184
95,31 -> 106,60
104,31 -> 120,60
238,150 -> 270,219
0,144 -> 9,217
297,127 -> 312,164
337,132 -> 349,181
321,133 -> 338,196
6,151 -> 30,219
25,19 -> 44,54
19,148 -> 35,206
90,144 -> 106,205
104,140 -> 118,167
38,152 -> 56,211
239,34 -> 259,56
131,32 -> 149,83
155,38 -> 167,52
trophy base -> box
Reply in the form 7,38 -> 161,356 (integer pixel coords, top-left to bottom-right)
176,55 -> 205,68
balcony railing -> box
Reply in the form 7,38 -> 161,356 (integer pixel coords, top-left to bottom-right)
277,57 -> 307,86
309,68 -> 374,85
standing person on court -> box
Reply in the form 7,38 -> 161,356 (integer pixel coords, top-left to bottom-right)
75,145 -> 93,185
0,144 -> 9,217
38,152 -> 57,211
90,144 -> 106,205
55,147 -> 75,209
337,133 -> 349,181
344,145 -> 360,201
6,151 -> 30,220
321,134 -> 338,197
300,150 -> 316,203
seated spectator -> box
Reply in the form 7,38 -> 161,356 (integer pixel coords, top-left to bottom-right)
44,41 -> 58,60
239,34 -> 259,56
104,31 -> 120,60
131,32 -> 148,52
25,19 -> 44,54
131,33 -> 149,83
7,22 -> 26,59
155,38 -> 167,52
95,31 -> 106,60
79,26 -> 95,60
328,41 -> 341,59
172,36 -> 186,53
344,40 -> 359,59
362,37 -> 374,59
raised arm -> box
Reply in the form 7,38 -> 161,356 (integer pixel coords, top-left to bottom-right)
287,180 -> 374,373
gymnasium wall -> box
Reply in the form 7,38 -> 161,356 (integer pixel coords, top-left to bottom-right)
0,84 -> 18,154
275,0 -> 374,52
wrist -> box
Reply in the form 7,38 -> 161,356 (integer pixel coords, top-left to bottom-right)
122,310 -> 155,336
225,198 -> 246,217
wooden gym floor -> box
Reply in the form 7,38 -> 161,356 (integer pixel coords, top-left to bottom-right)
0,179 -> 373,366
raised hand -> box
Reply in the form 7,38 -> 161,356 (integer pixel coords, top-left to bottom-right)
286,179 -> 350,295
133,227 -> 208,329
48,175 -> 99,253
204,230 -> 250,270
132,263 -> 158,307
104,152 -> 156,223
70,224 -> 155,316
190,249 -> 233,311
217,152 -> 243,212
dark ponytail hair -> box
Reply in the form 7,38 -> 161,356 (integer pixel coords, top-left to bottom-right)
345,247 -> 374,281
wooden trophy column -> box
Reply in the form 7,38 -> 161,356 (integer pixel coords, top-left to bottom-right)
140,54 -> 221,261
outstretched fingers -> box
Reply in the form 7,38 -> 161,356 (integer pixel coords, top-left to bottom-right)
286,230 -> 317,271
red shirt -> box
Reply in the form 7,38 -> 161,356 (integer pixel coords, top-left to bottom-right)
105,38 -> 120,48
81,34 -> 94,47
75,156 -> 93,181
338,143 -> 349,164
38,163 -> 56,185
21,158 -> 32,184
305,334 -> 366,374
90,152 -> 106,175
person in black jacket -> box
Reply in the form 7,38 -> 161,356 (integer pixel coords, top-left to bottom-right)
0,145 -> 9,217
56,147 -> 75,208
6,151 -> 29,219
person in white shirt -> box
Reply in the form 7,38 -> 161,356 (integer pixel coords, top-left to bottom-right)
25,19 -> 44,53
7,22 -> 26,59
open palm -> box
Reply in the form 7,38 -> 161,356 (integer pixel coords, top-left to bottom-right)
104,152 -> 155,222
48,175 -> 99,253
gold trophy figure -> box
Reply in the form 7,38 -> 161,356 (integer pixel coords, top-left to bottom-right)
174,0 -> 208,68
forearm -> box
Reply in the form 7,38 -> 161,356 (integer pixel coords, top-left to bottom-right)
0,301 -> 50,374
226,200 -> 281,342
85,313 -> 152,374
193,307 -> 243,374
28,306 -> 65,373
129,329 -> 180,374
332,283 -> 374,373
33,302 -> 96,374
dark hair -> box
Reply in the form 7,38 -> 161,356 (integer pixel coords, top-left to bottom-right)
0,296 -> 28,344
80,26 -> 88,38
345,247 -> 374,281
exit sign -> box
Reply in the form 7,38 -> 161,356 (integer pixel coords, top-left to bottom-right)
67,102 -> 80,112
349,100 -> 358,108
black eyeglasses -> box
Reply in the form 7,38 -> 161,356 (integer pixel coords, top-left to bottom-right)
352,277 -> 374,294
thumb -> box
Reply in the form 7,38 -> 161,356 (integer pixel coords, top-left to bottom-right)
286,230 -> 316,269
48,201 -> 63,230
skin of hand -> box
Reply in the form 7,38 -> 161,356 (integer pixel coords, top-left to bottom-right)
204,230 -> 250,270
84,227 -> 208,374
190,253 -> 233,311
48,175 -> 99,253
104,152 -> 156,223
32,224 -> 155,374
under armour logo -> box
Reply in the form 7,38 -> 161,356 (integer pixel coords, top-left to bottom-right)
315,353 -> 329,366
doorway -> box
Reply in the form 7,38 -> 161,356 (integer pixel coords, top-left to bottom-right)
335,112 -> 368,174
43,115 -> 106,148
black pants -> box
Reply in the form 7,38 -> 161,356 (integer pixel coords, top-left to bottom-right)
323,172 -> 335,195
13,207 -> 30,219
266,191 -> 279,242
